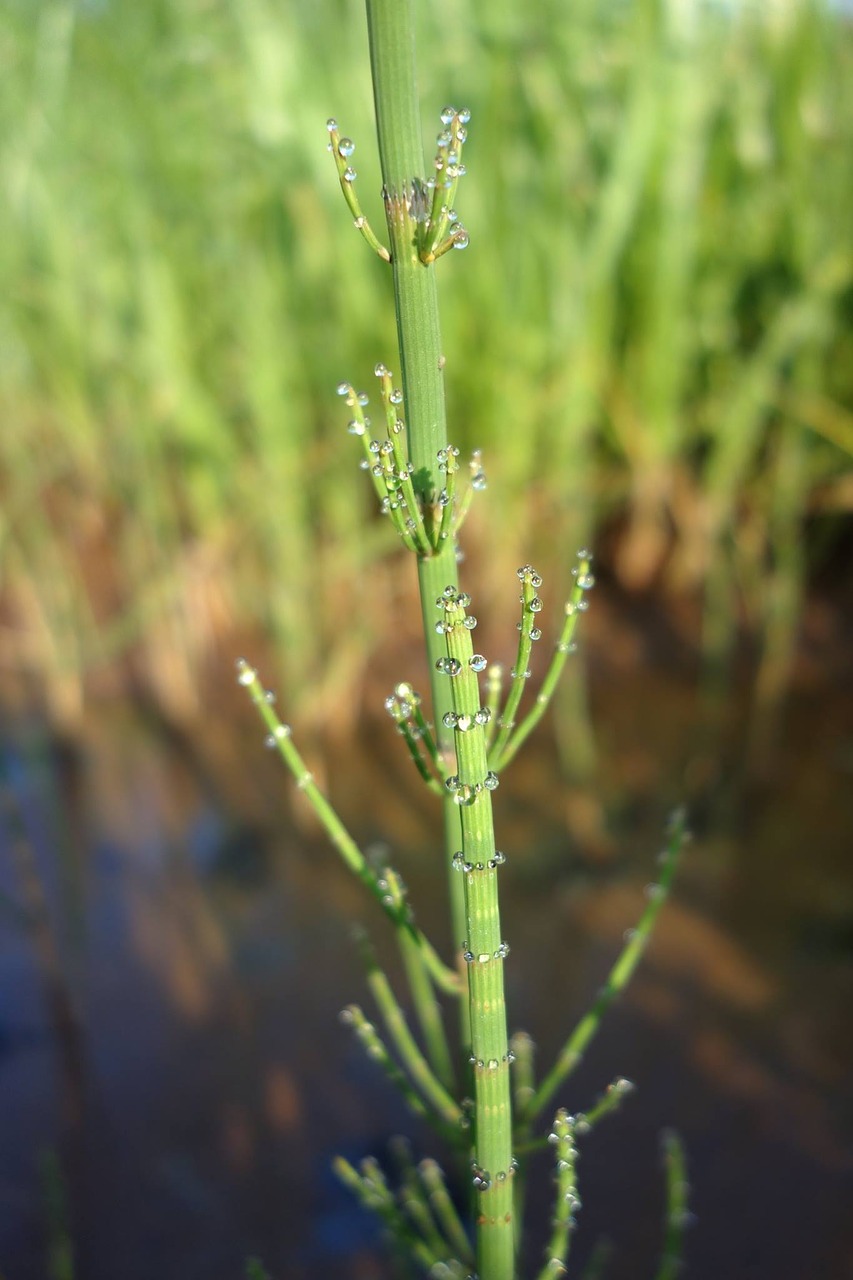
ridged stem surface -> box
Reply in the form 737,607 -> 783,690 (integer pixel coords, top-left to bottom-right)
365,0 -> 468,978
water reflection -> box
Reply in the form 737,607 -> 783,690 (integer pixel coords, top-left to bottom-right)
0,636 -> 851,1280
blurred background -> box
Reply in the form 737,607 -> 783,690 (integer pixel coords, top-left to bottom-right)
0,0 -> 851,1277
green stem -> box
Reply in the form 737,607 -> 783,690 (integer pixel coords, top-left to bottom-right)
357,928 -> 462,1128
419,1158 -> 476,1265
441,589 -> 515,1280
365,0 -> 469,1022
656,1131 -> 689,1280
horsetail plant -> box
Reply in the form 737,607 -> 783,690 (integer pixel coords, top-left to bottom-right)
237,1 -> 689,1276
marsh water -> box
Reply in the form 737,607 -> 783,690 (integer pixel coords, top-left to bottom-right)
1,586 -> 851,1280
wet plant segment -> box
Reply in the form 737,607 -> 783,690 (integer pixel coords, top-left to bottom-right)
238,1 -> 689,1276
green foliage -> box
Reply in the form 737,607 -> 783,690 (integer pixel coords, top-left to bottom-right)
1,0 -> 850,713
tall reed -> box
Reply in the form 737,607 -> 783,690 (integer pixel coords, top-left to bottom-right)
237,4 -> 692,1276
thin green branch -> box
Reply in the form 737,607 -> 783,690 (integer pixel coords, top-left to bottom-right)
325,119 -> 391,261
578,1075 -> 636,1133
536,1110 -> 580,1280
655,1131 -> 690,1280
419,1158 -> 475,1265
237,659 -> 459,996
491,551 -> 594,773
385,683 -> 444,794
510,1030 -> 536,1118
520,809 -> 688,1127
517,1076 -> 636,1157
489,564 -> 542,764
357,930 -> 464,1132
340,1004 -> 444,1132
333,1156 -> 438,1271
483,663 -> 503,752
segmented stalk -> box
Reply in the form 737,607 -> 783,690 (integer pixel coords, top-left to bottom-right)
365,0 -> 470,967
439,586 -> 515,1280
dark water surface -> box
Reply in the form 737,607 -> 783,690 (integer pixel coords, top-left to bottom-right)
1,602 -> 851,1280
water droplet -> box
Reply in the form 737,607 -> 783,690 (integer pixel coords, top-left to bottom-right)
623,927 -> 638,943
453,785 -> 473,806
529,596 -> 543,613
440,106 -> 457,125
576,599 -> 589,612
489,850 -> 506,866
530,628 -> 542,641
326,118 -> 338,132
456,713 -> 473,733
475,708 -> 491,727
445,774 -> 460,792
458,107 -> 471,124
484,772 -> 500,791
390,389 -> 403,404
453,231 -> 469,250
446,658 -> 462,677
346,419 -> 365,436
236,661 -> 256,686
645,882 -> 664,901
530,572 -> 543,588
494,941 -> 510,959
336,381 -> 351,397
577,546 -> 592,560
451,851 -> 466,870
467,654 -> 487,673
357,391 -> 369,406
577,573 -> 595,590
443,712 -> 458,729
611,1076 -> 635,1095
462,949 -> 474,964
338,137 -> 355,158
556,641 -> 577,654
343,166 -> 357,183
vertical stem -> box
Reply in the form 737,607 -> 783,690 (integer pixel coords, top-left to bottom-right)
364,7 -> 515,1274
364,0 -> 468,986
442,593 -> 515,1280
